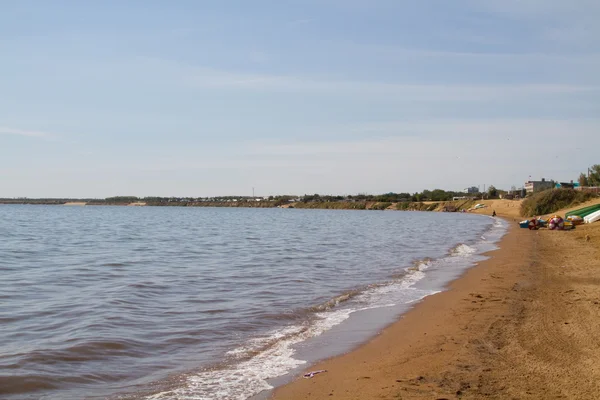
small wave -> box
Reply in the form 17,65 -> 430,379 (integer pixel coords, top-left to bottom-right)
309,290 -> 360,312
18,339 -> 141,366
146,324 -> 311,400
407,257 -> 432,272
148,307 -> 358,400
450,243 -> 476,257
103,262 -> 127,267
201,309 -> 228,315
0,375 -> 59,396
127,282 -> 170,290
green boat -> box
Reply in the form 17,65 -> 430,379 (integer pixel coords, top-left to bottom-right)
565,203 -> 600,218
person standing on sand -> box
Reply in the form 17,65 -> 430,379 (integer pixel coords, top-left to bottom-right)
492,210 -> 497,217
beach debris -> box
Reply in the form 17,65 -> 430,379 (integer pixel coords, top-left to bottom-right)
520,215 -> 578,231
548,215 -> 565,230
585,209 -> 600,224
521,217 -> 548,228
567,215 -> 584,225
528,219 -> 540,230
567,204 -> 600,220
303,369 -> 327,379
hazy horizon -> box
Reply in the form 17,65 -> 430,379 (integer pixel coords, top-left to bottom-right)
2,1 -> 599,198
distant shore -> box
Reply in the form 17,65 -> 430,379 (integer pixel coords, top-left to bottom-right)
0,198 -> 505,214
271,202 -> 600,399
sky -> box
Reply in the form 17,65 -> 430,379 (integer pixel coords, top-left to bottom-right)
1,0 -> 599,198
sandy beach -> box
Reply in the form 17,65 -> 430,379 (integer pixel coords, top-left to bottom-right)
273,202 -> 600,399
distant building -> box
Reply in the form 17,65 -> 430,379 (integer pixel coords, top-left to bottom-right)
555,181 -> 579,189
524,178 -> 555,194
466,186 -> 479,194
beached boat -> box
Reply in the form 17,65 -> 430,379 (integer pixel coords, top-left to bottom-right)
548,215 -> 565,230
567,215 -> 584,225
584,209 -> 600,224
566,204 -> 600,219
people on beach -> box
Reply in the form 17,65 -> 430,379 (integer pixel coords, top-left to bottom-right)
492,210 -> 497,217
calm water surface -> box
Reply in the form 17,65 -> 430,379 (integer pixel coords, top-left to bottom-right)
0,205 -> 504,399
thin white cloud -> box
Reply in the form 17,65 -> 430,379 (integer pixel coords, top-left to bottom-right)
185,66 -> 597,99
0,127 -> 52,138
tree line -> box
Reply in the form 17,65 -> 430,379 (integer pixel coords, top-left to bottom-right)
578,164 -> 600,187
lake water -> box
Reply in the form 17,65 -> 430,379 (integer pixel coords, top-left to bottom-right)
0,205 -> 506,400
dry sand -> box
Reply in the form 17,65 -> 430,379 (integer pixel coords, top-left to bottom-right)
272,204 -> 600,399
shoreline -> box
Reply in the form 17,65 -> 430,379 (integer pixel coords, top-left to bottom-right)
270,218 -> 524,399
271,209 -> 600,398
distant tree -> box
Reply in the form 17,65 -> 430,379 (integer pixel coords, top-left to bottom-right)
579,173 -> 589,187
421,190 -> 432,201
430,189 -> 450,201
487,185 -> 498,198
354,193 -> 374,201
274,196 -> 293,206
105,196 -> 139,203
589,164 -> 600,186
374,192 -> 413,202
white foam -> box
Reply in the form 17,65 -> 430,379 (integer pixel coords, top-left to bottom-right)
451,243 -> 477,257
146,307 -> 358,400
351,260 -> 435,309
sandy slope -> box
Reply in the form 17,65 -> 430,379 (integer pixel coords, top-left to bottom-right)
469,199 -> 523,219
272,209 -> 600,399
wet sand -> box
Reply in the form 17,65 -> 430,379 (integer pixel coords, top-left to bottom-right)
273,206 -> 600,399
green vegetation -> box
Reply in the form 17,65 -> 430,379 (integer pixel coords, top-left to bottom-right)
105,196 -> 139,203
579,173 -> 589,187
520,188 -> 597,217
293,201 -> 367,210
395,202 -> 436,211
299,189 -> 487,203
582,164 -> 600,187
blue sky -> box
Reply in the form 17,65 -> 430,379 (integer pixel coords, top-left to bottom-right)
1,0 -> 599,197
